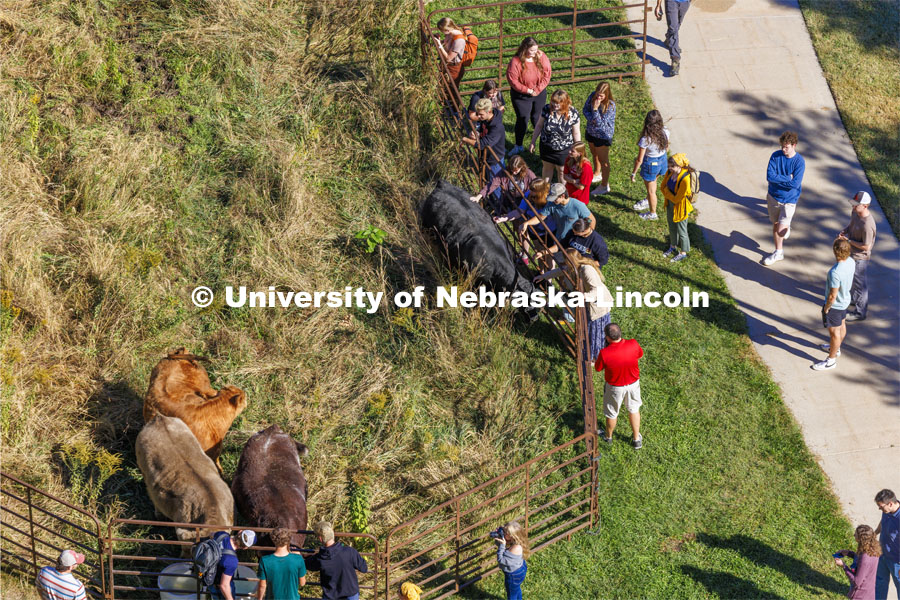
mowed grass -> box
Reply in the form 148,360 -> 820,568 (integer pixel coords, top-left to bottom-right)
799,0 -> 900,237
0,0 -> 852,598
426,0 -> 853,598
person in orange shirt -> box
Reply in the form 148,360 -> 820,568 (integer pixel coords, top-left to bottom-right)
505,37 -> 552,156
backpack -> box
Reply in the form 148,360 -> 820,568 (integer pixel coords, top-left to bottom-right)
192,534 -> 236,587
678,168 -> 701,201
453,26 -> 479,67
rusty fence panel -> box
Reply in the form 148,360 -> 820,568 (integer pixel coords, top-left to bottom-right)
105,520 -> 379,600
0,472 -> 106,598
383,432 -> 597,600
420,0 -> 649,93
420,13 -> 583,355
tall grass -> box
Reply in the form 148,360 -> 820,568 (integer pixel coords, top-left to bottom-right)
0,0 -> 569,540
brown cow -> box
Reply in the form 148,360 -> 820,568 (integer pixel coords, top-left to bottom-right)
144,348 -> 247,470
135,415 -> 234,542
231,425 -> 309,549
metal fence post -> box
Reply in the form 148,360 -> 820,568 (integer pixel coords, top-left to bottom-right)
454,499 -> 461,593
26,487 -> 37,579
498,5 -> 505,86
571,0 -> 578,80
642,0 -> 649,80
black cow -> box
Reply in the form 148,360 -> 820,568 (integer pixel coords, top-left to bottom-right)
231,425 -> 309,550
420,180 -> 536,317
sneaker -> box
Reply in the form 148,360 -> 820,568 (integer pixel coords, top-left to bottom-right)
818,343 -> 841,357
599,432 -> 612,444
662,246 -> 677,258
671,60 -> 680,76
592,174 -> 603,183
783,227 -> 791,240
670,252 -> 688,262
762,251 -> 784,266
507,145 -> 524,157
632,435 -> 643,449
632,198 -> 650,211
592,184 -> 611,196
639,212 -> 658,221
812,358 -> 837,371
845,312 -> 866,322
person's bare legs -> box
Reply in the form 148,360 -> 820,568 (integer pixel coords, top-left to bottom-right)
554,163 -> 565,184
596,145 -> 610,186
828,321 -> 846,359
772,221 -> 788,251
541,160 -> 555,181
644,178 -> 658,214
628,411 -> 641,441
605,417 -> 616,439
589,143 -> 602,178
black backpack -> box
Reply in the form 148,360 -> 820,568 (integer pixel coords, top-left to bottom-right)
192,534 -> 236,587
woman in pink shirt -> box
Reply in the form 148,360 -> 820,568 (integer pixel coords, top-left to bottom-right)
505,37 -> 552,156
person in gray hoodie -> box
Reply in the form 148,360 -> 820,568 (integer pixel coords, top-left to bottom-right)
493,521 -> 528,600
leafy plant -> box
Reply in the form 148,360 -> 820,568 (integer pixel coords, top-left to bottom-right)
354,225 -> 386,253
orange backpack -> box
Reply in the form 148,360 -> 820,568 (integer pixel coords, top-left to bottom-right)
453,26 -> 479,67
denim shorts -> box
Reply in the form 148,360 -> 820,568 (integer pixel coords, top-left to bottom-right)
640,154 -> 667,181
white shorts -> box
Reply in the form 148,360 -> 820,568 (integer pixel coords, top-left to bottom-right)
603,380 -> 642,419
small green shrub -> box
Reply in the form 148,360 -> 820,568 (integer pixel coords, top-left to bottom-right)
354,225 -> 386,253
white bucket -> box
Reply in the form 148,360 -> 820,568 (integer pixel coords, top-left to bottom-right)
157,562 -> 258,600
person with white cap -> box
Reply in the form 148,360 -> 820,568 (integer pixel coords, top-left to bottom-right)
837,191 -> 876,322
210,529 -> 257,600
36,549 -> 87,600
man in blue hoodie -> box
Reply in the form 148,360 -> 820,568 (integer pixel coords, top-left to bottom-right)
763,131 -> 805,266
304,521 -> 368,600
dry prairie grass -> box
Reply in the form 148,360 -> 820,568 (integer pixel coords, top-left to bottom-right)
0,0 -> 569,547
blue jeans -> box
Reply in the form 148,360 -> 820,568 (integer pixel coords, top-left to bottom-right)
207,581 -> 236,599
875,554 -> 900,599
504,561 -> 527,600
850,257 -> 869,317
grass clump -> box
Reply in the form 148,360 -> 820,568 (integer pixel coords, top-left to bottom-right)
799,0 -> 900,236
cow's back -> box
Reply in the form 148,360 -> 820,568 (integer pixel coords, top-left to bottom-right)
232,425 -> 308,547
135,416 -> 233,538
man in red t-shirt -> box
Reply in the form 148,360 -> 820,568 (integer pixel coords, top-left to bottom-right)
594,323 -> 644,449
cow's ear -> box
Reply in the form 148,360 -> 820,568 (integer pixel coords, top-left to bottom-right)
295,442 -> 309,458
228,390 -> 243,406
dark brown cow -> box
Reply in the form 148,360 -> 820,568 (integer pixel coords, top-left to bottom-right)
231,425 -> 309,549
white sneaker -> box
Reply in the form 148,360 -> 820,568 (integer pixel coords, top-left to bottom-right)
783,227 -> 791,240
812,358 -> 837,371
639,212 -> 658,221
663,246 -> 677,258
818,343 -> 841,357
762,251 -> 784,266
670,252 -> 688,262
591,183 -> 611,196
592,174 -> 603,183
633,198 -> 650,211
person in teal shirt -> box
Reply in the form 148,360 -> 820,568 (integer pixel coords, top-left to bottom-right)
256,528 -> 306,600
813,238 -> 855,371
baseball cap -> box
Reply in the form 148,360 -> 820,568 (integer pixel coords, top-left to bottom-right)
58,550 -> 85,567
851,191 -> 871,206
547,183 -> 567,203
239,530 -> 257,547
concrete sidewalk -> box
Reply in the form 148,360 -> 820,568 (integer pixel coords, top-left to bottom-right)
627,0 -> 899,536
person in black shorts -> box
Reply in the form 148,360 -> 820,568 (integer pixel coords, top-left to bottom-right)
529,90 -> 581,183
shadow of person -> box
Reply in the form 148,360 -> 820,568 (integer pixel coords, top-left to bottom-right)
681,565 -> 787,599
701,171 -> 764,214
696,533 -> 847,595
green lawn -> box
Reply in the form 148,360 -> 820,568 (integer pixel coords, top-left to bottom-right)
799,0 -> 900,237
426,0 -> 853,598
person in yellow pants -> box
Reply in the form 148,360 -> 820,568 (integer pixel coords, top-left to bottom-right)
661,153 -> 694,262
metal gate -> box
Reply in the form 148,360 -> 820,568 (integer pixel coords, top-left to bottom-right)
383,432 -> 598,600
0,472 -> 106,598
420,0 -> 649,93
